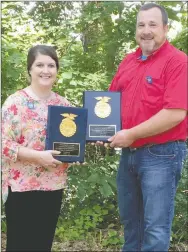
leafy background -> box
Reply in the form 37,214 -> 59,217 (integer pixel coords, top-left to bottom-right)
1,1 -> 188,251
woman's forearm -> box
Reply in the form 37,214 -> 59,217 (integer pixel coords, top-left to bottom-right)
17,147 -> 62,168
17,147 -> 39,163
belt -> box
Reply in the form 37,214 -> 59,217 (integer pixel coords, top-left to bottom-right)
128,140 -> 185,152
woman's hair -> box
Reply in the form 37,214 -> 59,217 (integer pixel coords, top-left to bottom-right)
27,45 -> 59,76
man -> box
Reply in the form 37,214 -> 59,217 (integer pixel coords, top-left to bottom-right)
107,3 -> 187,251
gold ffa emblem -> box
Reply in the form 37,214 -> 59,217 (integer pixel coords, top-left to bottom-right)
59,113 -> 77,137
94,96 -> 111,118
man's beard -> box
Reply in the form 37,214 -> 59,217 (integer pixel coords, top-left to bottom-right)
140,40 -> 156,55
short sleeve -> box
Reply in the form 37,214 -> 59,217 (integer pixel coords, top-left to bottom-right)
2,95 -> 22,162
163,59 -> 188,111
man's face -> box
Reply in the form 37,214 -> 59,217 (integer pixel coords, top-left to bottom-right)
136,7 -> 168,56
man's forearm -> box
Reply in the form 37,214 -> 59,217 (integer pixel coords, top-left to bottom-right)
129,108 -> 187,140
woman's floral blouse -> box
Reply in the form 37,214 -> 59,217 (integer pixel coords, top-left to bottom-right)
2,89 -> 71,203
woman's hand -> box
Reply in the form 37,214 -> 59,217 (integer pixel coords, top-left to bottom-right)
34,150 -> 62,168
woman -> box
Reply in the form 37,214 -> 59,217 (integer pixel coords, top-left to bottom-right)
2,45 -> 71,251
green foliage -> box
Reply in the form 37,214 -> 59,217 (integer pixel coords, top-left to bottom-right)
1,204 -> 7,233
60,145 -> 119,222
171,2 -> 188,54
172,27 -> 188,54
1,218 -> 7,233
54,145 -> 121,248
55,69 -> 109,106
101,225 -> 124,247
56,205 -> 108,241
55,204 -> 124,249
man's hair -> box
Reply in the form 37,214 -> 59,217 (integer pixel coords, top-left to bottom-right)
139,3 -> 168,25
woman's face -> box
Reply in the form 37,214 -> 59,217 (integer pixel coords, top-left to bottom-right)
29,53 -> 57,89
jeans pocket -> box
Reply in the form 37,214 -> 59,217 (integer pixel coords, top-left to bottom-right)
182,148 -> 188,159
147,143 -> 176,158
180,144 -> 188,164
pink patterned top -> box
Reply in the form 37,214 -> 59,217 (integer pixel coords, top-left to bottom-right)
2,89 -> 71,203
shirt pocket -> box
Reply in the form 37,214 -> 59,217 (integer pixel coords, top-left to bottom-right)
141,76 -> 164,108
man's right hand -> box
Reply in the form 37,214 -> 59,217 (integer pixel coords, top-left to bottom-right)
95,141 -> 110,148
96,141 -> 104,145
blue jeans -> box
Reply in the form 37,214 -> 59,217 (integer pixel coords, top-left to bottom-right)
117,141 -> 187,251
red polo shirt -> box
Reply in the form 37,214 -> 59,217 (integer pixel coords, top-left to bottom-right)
109,40 -> 188,147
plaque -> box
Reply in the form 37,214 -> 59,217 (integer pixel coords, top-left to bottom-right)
45,106 -> 88,163
83,91 -> 121,142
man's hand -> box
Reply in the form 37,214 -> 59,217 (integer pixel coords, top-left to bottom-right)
89,141 -> 110,148
108,129 -> 136,148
